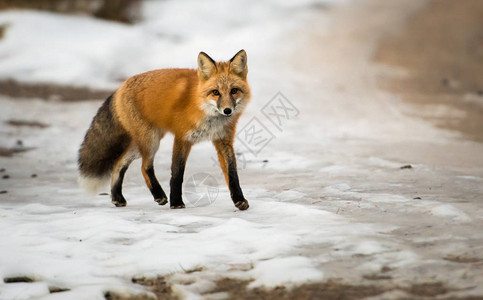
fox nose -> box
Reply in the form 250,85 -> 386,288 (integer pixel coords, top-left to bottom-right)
223,108 -> 232,115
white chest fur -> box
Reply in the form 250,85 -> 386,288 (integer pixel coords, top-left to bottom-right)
186,115 -> 230,143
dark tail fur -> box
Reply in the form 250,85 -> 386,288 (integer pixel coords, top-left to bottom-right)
78,94 -> 131,193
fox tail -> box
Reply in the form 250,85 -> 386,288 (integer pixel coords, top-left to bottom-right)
78,94 -> 131,194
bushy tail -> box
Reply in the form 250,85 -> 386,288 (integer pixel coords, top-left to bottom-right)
78,94 -> 131,194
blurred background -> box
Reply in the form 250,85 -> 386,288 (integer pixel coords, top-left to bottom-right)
0,0 -> 143,23
0,0 -> 481,141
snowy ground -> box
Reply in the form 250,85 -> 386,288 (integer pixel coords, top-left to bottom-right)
1,0 -> 483,299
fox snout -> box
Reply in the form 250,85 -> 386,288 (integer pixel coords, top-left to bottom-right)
215,86 -> 246,116
218,94 -> 237,116
205,91 -> 241,117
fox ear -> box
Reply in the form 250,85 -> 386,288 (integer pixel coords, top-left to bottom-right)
198,52 -> 217,80
229,49 -> 247,78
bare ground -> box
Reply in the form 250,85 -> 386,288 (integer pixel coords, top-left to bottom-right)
0,79 -> 112,101
105,276 -> 483,300
374,0 -> 483,142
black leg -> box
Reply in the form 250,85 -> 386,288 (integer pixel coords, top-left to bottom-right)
111,166 -> 128,207
227,158 -> 249,210
170,158 -> 186,208
170,138 -> 192,209
213,139 -> 249,210
145,166 -> 168,205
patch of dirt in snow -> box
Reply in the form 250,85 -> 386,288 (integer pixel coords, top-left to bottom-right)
0,79 -> 112,101
106,276 -> 177,300
109,276 -> 482,300
0,145 -> 34,157
5,119 -> 50,128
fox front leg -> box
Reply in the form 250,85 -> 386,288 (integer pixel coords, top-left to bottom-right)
213,139 -> 249,210
170,137 -> 193,209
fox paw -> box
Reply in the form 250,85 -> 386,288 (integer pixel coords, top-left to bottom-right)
112,198 -> 127,207
170,203 -> 186,209
155,197 -> 168,205
235,200 -> 249,211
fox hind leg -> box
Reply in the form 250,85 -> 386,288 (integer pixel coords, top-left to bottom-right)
142,162 -> 168,205
111,144 -> 137,207
138,131 -> 168,205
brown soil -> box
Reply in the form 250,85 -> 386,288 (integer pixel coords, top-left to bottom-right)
0,0 -> 141,24
444,255 -> 482,264
210,279 -> 483,300
0,79 -> 112,101
105,276 -> 178,300
0,146 -> 34,157
374,0 -> 483,142
3,276 -> 35,283
106,276 -> 483,300
208,278 -> 385,300
5,119 -> 49,128
3,276 -> 69,295
0,23 -> 7,39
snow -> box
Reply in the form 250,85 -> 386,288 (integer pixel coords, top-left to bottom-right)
430,204 -> 471,222
1,282 -> 49,300
0,135 -> 384,298
0,0 -> 327,90
1,0 -> 483,299
0,11 -> 141,89
248,257 -> 324,288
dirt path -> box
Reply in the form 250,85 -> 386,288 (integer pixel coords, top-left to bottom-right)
277,0 -> 483,299
374,0 -> 483,142
0,79 -> 111,101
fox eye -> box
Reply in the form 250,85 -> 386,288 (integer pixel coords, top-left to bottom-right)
212,89 -> 220,96
230,88 -> 238,94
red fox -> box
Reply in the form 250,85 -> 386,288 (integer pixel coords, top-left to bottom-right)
78,50 -> 250,210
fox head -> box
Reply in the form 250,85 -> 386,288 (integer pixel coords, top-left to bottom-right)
197,50 -> 251,117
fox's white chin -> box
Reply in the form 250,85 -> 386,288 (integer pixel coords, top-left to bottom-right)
201,99 -> 219,116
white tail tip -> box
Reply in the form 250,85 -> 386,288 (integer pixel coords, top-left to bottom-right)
78,175 -> 109,195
